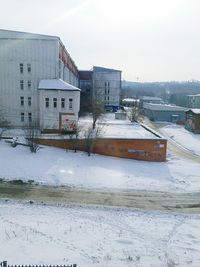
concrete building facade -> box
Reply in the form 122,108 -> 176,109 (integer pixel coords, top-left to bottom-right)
0,29 -> 79,130
79,66 -> 122,112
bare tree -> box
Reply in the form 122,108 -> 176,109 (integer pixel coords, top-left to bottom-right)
68,123 -> 82,153
0,113 -> 10,140
26,121 -> 40,153
84,124 -> 102,156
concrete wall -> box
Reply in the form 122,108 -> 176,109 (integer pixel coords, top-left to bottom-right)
36,137 -> 167,161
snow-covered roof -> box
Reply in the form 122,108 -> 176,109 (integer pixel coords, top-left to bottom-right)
122,98 -> 139,102
186,109 -> 200,114
140,96 -> 162,101
0,29 -> 59,40
38,79 -> 80,91
144,103 -> 187,111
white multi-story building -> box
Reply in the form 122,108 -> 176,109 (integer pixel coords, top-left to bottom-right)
92,66 -> 121,111
0,29 -> 80,131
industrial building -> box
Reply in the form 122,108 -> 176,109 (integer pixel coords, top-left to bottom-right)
185,109 -> 200,133
143,103 -> 187,123
187,94 -> 200,108
79,66 -> 121,112
0,29 -> 80,131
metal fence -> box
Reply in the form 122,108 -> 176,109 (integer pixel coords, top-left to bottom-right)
0,262 -> 77,267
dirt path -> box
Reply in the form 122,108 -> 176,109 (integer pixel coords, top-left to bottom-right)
1,182 -> 200,214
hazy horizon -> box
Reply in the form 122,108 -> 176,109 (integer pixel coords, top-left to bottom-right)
1,0 -> 200,82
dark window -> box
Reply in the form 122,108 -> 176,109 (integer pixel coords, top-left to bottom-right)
61,98 -> 65,108
20,80 -> 24,90
20,63 -> 23,74
53,98 -> 57,108
28,97 -> 31,106
28,80 -> 31,89
27,63 -> 31,73
28,113 -> 32,123
21,112 -> 24,122
20,96 -> 24,106
69,98 -> 73,109
45,98 -> 49,108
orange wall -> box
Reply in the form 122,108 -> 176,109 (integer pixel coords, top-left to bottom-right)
36,138 -> 167,162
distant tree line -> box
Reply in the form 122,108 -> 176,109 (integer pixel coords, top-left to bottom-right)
121,80 -> 200,107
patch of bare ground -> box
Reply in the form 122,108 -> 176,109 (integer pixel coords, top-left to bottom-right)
0,181 -> 200,214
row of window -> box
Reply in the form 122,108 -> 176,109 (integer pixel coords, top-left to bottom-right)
21,112 -> 32,122
20,63 -> 31,74
105,89 -> 110,94
20,80 -> 32,90
105,82 -> 110,87
20,97 -> 32,106
45,97 -> 73,109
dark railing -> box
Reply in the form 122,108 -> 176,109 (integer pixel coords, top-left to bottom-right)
0,262 -> 77,267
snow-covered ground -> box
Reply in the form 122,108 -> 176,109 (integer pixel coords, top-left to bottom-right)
1,201 -> 200,267
160,124 -> 200,156
0,140 -> 200,193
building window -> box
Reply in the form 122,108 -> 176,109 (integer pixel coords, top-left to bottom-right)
61,98 -> 65,108
107,96 -> 110,101
28,97 -> 31,106
21,112 -> 24,122
53,98 -> 57,108
105,82 -> 107,87
28,80 -> 31,89
27,63 -> 31,73
28,113 -> 32,123
108,82 -> 110,87
69,98 -> 73,109
20,96 -> 24,106
108,89 -> 110,94
20,63 -> 23,74
45,98 -> 49,108
20,80 -> 24,90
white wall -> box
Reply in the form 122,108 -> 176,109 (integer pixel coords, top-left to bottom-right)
39,89 -> 80,130
0,37 -> 59,127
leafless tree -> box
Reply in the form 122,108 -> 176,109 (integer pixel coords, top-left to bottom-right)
84,124 -> 102,156
26,121 -> 40,153
0,113 -> 10,140
69,123 -> 82,153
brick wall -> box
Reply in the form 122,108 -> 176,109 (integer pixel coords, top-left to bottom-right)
36,137 -> 167,162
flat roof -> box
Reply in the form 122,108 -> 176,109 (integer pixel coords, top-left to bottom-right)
144,103 -> 187,111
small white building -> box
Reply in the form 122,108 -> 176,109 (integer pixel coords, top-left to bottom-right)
38,79 -> 80,131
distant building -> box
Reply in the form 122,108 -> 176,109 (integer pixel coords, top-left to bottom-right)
122,98 -> 139,107
187,94 -> 200,108
0,29 -> 80,131
79,66 -> 122,112
144,103 -> 187,123
185,109 -> 200,133
139,96 -> 163,109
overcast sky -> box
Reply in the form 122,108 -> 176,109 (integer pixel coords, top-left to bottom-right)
1,0 -> 200,82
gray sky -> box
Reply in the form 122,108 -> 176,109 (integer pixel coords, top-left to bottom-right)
1,0 -> 200,82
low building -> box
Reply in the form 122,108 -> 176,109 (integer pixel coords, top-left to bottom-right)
139,96 -> 163,109
38,79 -> 80,132
144,103 -> 187,123
185,109 -> 200,133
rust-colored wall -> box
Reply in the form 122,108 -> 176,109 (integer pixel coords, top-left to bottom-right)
36,138 -> 167,162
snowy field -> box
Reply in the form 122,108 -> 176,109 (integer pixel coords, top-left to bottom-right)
1,201 -> 200,267
0,140 -> 200,193
160,124 -> 200,156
